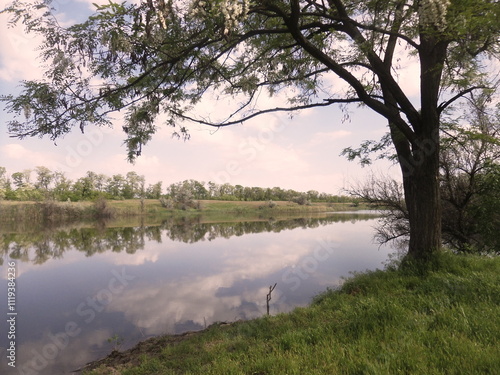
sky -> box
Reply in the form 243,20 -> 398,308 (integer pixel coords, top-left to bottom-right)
0,0 -> 414,195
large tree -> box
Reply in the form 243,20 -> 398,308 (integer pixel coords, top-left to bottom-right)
348,90 -> 500,253
1,0 -> 499,260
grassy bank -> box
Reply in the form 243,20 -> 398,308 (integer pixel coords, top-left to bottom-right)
83,252 -> 499,374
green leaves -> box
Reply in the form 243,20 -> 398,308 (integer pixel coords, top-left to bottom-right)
341,133 -> 396,166
1,0 -> 498,161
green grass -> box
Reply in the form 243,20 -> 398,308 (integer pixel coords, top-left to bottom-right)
85,251 -> 499,375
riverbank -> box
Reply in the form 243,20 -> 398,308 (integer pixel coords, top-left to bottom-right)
81,251 -> 499,374
0,199 -> 369,231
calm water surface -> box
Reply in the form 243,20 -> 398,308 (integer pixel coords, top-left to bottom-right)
0,213 -> 391,374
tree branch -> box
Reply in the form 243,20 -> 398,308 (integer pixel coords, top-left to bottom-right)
282,0 -> 417,145
437,86 -> 488,114
349,17 -> 420,51
329,0 -> 421,132
171,99 -> 362,128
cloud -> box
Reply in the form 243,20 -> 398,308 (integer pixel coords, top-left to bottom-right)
105,235 -> 321,335
13,324 -> 113,375
102,250 -> 161,266
2,144 -> 30,160
0,14 -> 45,82
1,144 -> 58,167
75,0 -> 142,8
191,130 -> 310,187
308,130 -> 352,147
243,142 -> 309,175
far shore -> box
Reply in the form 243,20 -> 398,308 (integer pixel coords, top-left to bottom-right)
0,199 -> 374,231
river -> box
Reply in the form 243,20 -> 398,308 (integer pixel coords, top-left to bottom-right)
0,212 -> 393,374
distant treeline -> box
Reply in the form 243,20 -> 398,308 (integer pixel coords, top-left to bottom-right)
0,166 -> 354,203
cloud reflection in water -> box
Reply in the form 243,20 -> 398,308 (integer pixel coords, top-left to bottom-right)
0,213 -> 390,374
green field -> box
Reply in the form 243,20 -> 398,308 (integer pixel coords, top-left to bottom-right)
82,251 -> 499,375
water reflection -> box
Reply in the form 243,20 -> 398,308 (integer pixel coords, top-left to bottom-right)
0,213 -> 389,374
0,213 -> 377,265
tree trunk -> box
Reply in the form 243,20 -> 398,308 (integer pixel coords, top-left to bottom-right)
397,34 -> 447,260
389,112 -> 442,260
402,145 -> 442,260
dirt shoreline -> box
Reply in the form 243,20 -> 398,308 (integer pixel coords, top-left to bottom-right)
74,322 -> 236,374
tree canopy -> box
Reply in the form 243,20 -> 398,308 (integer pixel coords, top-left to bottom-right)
2,0 -> 497,158
1,0 -> 499,259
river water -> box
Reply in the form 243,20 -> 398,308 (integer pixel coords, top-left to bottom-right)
0,212 -> 392,374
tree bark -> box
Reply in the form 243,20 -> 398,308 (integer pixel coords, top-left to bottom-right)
395,32 -> 448,260
389,117 -> 442,260
402,143 -> 442,260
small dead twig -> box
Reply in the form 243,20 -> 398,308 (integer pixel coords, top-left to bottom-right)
266,283 -> 277,316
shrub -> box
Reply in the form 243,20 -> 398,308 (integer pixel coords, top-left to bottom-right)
292,194 -> 311,206
159,197 -> 174,209
93,197 -> 114,219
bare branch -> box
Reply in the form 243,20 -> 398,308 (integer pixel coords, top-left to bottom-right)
171,98 -> 363,128
438,86 -> 488,114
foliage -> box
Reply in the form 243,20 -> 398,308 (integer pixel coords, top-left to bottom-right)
160,186 -> 199,210
350,90 -> 500,253
0,166 -> 352,203
440,91 -> 500,252
1,0 -> 497,157
352,164 -> 500,254
0,167 -> 9,200
349,174 -> 410,247
463,163 -> 500,252
93,197 -> 116,219
267,200 -> 277,208
159,196 -> 174,209
291,194 -> 311,206
107,334 -> 124,352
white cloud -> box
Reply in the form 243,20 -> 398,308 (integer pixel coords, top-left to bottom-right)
75,0 -> 142,8
105,233 -> 322,334
0,14 -> 45,82
244,142 -> 309,175
308,130 -> 352,146
1,143 -> 58,166
2,143 -> 29,159
14,324 -> 113,374
102,249 -> 162,266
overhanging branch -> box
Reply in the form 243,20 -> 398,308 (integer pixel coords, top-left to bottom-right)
438,86 -> 487,114
171,98 -> 363,128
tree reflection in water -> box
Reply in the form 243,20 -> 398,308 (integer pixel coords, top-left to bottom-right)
0,213 -> 379,265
